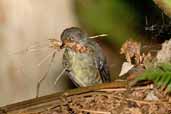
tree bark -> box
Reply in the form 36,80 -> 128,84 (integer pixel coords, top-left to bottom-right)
0,81 -> 128,114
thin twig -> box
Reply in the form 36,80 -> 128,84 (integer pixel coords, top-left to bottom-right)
97,84 -> 154,92
72,107 -> 111,114
89,34 -> 108,39
37,50 -> 55,66
54,68 -> 67,85
112,94 -> 171,105
36,51 -> 57,98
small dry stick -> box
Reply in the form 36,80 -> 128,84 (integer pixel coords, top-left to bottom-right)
36,50 -> 57,98
37,50 -> 55,67
89,34 -> 108,39
80,109 -> 111,114
98,84 -> 154,92
48,39 -> 62,49
9,41 -> 49,55
112,94 -> 171,105
72,107 -> 111,114
54,68 -> 67,85
9,34 -> 107,55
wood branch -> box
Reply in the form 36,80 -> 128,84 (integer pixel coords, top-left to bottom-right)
0,81 -> 128,114
1,80 -> 171,114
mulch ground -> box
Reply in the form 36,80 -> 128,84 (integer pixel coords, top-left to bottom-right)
11,84 -> 171,114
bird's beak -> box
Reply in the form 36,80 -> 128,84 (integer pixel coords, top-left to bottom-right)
60,42 -> 65,49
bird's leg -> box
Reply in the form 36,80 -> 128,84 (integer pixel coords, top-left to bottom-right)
54,68 -> 67,85
36,50 -> 57,98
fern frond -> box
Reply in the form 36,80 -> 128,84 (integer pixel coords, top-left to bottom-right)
133,63 -> 171,93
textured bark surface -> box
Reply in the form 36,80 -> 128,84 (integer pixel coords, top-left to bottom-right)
1,81 -> 171,114
0,81 -> 128,114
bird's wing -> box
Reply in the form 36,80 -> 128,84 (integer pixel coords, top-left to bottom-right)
96,55 -> 111,82
87,40 -> 111,82
65,70 -> 81,87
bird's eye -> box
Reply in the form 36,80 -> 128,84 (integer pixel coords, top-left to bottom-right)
69,38 -> 74,42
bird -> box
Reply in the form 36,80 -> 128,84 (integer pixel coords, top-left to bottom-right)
59,27 -> 111,87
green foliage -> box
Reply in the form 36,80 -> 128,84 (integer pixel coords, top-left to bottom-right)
133,63 -> 171,93
74,0 -> 140,46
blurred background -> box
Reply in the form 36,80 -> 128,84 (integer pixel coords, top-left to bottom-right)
0,0 -> 167,106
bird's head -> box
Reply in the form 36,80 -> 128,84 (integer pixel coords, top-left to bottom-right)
60,27 -> 88,49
